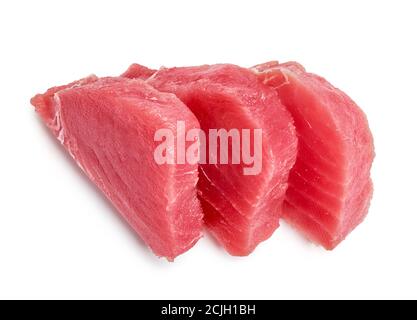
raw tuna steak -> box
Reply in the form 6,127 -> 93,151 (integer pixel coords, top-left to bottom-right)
31,77 -> 203,260
252,61 -> 375,249
121,63 -> 156,80
125,64 -> 298,256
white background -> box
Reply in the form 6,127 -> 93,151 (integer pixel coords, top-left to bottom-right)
0,0 -> 416,300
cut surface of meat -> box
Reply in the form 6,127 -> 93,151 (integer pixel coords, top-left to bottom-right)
124,64 -> 298,256
121,63 -> 156,80
31,77 -> 203,260
252,61 -> 375,249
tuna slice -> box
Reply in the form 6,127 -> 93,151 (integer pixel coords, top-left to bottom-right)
252,61 -> 375,249
31,77 -> 203,260
124,64 -> 298,256
121,63 -> 156,80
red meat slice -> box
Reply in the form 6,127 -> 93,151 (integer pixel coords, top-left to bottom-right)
31,77 -> 203,260
252,61 -> 375,249
124,64 -> 298,256
121,63 -> 156,80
